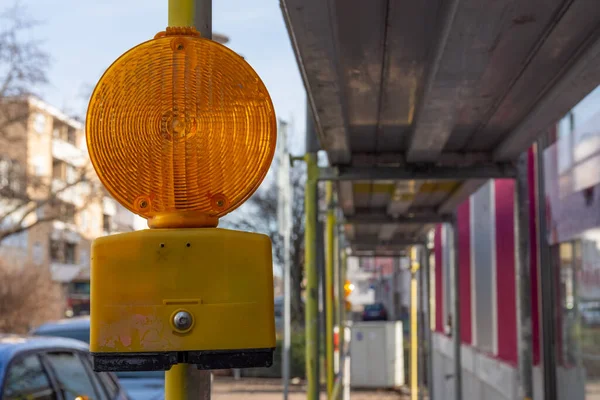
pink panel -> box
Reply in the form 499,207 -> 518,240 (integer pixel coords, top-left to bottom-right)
457,201 -> 472,344
495,179 -> 518,364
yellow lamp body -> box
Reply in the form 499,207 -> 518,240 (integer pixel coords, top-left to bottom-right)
89,228 -> 275,371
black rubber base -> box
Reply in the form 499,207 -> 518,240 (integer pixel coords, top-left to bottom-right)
91,348 -> 274,372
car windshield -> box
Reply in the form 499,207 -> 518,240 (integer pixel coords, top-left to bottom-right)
33,326 -> 165,380
115,371 -> 165,379
365,304 -> 383,312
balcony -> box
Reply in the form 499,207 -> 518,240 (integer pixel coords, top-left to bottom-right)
50,262 -> 83,283
51,138 -> 86,168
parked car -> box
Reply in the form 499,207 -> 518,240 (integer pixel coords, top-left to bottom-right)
0,334 -> 127,400
32,317 -> 164,400
362,303 -> 388,321
580,302 -> 600,326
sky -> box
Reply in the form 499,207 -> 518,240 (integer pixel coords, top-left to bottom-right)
16,0 -> 307,147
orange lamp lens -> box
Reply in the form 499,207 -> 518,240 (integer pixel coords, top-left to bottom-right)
86,30 -> 276,220
343,280 -> 354,297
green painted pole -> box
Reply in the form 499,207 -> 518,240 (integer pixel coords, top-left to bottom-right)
325,182 -> 335,397
304,153 -> 319,400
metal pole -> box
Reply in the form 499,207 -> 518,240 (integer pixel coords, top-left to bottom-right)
165,363 -> 212,400
306,101 -> 323,395
535,137 -> 557,400
305,152 -> 320,400
316,216 -> 324,390
168,0 -> 211,39
422,245 -> 434,400
337,228 -> 346,381
283,235 -> 291,400
165,2 -> 212,398
325,182 -> 335,397
450,215 -> 462,400
515,152 -> 533,400
278,121 -> 292,400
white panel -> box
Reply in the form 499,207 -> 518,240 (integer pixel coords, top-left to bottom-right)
350,322 -> 404,388
556,366 -> 586,400
463,369 -> 483,400
471,181 -> 495,353
490,181 -> 498,355
475,352 -> 517,399
392,322 -> 404,386
432,333 -> 520,400
481,384 -> 510,400
461,344 -> 476,375
532,366 -> 544,400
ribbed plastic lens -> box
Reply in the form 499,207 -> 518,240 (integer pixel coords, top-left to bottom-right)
86,31 -> 276,219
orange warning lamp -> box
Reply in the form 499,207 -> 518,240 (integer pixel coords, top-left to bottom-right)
86,27 -> 276,228
343,280 -> 355,298
87,27 -> 277,373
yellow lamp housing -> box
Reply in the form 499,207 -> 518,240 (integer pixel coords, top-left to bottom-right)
90,228 -> 275,371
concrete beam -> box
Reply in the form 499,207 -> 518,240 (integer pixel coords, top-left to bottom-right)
318,163 -> 516,181
344,212 -> 452,225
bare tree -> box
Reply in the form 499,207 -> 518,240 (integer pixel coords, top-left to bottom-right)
0,3 -> 103,245
223,164 -> 306,325
0,2 -> 49,139
0,260 -> 64,333
0,166 -> 102,243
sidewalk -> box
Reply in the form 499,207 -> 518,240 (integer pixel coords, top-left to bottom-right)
212,377 -> 407,399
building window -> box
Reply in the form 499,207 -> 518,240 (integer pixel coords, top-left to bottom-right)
50,239 -> 77,265
65,204 -> 75,224
0,158 -> 25,198
103,214 -> 111,232
65,242 -> 76,264
66,164 -> 78,183
52,159 -> 65,180
50,240 -> 62,262
33,113 -> 46,133
66,127 -> 76,145
51,200 -> 76,224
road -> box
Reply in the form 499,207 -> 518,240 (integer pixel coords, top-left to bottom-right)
212,377 -> 407,399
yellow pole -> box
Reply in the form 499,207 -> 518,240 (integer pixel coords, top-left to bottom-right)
304,153 -> 319,400
410,247 -> 419,400
165,2 -> 211,399
168,0 -> 195,27
165,364 -> 187,400
325,182 -> 336,398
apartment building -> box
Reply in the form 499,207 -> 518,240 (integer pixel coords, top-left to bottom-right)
0,96 -> 135,314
